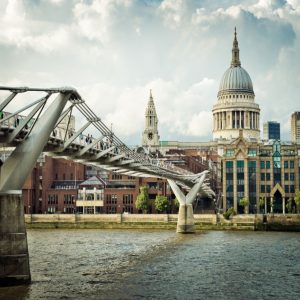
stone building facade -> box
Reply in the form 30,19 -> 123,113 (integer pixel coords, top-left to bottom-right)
221,133 -> 300,214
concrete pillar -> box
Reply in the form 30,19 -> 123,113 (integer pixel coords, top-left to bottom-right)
167,173 -> 207,234
213,114 -> 216,131
283,197 -> 285,215
177,205 -> 195,233
264,197 -> 267,214
0,192 -> 31,286
233,159 -> 237,213
235,111 -> 237,129
271,197 -> 274,213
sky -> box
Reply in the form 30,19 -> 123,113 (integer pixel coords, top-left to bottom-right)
0,0 -> 299,146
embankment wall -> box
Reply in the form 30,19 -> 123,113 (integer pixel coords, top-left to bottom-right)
24,214 -> 300,231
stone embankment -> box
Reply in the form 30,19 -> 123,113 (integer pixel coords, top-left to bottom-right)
24,214 -> 300,231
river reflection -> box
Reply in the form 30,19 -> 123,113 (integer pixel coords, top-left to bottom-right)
0,230 -> 300,300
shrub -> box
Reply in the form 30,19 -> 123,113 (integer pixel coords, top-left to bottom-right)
223,207 -> 236,220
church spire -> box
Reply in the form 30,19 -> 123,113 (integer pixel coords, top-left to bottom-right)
142,90 -> 160,149
231,27 -> 241,67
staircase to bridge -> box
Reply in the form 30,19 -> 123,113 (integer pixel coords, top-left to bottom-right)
0,86 -> 215,286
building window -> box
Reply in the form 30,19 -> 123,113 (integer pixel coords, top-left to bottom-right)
266,161 -> 271,169
284,161 -> 289,169
226,161 -> 233,171
290,173 -> 295,181
290,185 -> 295,193
266,173 -> 271,181
112,173 -> 122,180
260,161 -> 265,169
48,194 -> 58,205
284,173 -> 289,181
236,160 -> 244,172
64,194 -> 74,204
285,185 -> 289,193
86,193 -> 94,200
290,161 -> 294,169
248,149 -> 257,157
225,150 -> 234,157
266,185 -> 271,193
261,173 -> 265,181
261,185 -> 265,193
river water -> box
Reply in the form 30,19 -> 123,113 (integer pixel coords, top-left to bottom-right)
0,230 -> 300,300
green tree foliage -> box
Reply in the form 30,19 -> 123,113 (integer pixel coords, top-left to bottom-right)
154,195 -> 169,213
259,197 -> 265,208
239,197 -> 249,214
223,207 -> 236,220
173,197 -> 180,208
135,186 -> 149,213
286,198 -> 293,214
294,190 -> 300,214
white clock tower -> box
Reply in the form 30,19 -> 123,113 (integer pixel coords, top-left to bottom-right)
141,90 -> 160,149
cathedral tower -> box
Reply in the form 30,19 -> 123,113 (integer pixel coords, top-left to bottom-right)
142,90 -> 160,149
212,28 -> 260,140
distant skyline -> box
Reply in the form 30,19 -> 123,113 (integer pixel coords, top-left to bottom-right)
0,0 -> 299,145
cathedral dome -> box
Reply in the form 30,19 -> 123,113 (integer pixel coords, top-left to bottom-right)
219,66 -> 253,94
218,27 -> 254,96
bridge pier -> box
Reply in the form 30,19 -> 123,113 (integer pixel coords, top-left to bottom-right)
168,173 -> 208,234
0,192 -> 31,286
177,204 -> 195,233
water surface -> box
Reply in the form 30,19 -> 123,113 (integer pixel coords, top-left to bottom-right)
0,230 -> 299,299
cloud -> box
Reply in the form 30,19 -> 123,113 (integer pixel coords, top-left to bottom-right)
158,0 -> 186,29
73,0 -> 132,43
0,0 -> 299,144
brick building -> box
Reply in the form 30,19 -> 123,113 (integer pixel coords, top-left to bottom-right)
23,156 -> 85,214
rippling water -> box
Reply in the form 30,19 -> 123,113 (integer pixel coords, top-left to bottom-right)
1,230 -> 300,300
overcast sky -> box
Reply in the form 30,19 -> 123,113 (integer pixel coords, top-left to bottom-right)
0,0 -> 299,145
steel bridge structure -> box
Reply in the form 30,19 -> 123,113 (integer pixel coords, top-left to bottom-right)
0,86 -> 215,285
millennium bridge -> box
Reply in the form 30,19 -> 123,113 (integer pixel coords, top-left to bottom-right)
0,86 -> 215,285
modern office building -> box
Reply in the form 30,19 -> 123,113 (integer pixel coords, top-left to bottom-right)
212,28 -> 261,141
221,133 -> 300,214
263,121 -> 280,140
291,112 -> 300,144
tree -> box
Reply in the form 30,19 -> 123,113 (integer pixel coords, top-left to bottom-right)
154,195 -> 169,213
286,198 -> 293,214
135,186 -> 149,214
223,207 -> 236,220
294,189 -> 300,214
173,198 -> 180,208
239,197 -> 249,214
259,196 -> 265,213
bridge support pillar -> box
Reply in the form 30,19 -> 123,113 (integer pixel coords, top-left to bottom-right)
177,204 -> 195,233
0,191 -> 30,286
168,174 -> 207,234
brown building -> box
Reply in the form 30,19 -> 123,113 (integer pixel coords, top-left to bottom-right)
23,156 -> 85,214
